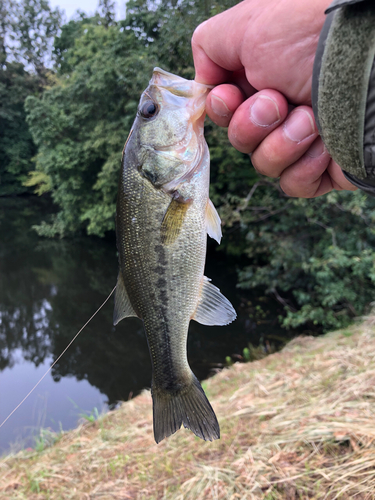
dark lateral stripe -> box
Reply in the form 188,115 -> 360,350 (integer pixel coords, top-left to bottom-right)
148,242 -> 179,391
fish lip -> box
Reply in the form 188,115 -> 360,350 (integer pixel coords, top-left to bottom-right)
152,67 -> 214,92
148,67 -> 210,132
153,67 -> 186,81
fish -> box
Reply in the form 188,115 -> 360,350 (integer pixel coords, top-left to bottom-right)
113,67 -> 236,444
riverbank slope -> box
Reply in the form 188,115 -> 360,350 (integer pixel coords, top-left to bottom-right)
2,316 -> 375,499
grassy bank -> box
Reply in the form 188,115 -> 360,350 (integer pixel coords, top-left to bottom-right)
2,317 -> 375,499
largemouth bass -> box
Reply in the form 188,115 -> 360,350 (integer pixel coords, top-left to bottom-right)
114,68 -> 236,443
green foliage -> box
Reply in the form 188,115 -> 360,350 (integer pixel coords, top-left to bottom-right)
242,347 -> 250,362
225,355 -> 233,367
207,123 -> 258,256
0,59 -> 39,195
97,0 -> 116,28
0,0 -> 62,196
80,407 -> 100,423
26,21 -> 152,236
53,13 -> 93,74
34,427 -> 62,452
220,181 -> 375,331
23,169 -> 52,194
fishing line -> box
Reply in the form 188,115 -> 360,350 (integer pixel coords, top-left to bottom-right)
0,286 -> 116,430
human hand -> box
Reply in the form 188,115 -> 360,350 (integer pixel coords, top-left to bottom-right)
191,0 -> 357,197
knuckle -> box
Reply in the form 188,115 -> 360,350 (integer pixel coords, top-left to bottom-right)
192,20 -> 208,45
250,157 -> 268,176
251,149 -> 279,178
259,141 -> 281,170
228,134 -> 253,155
278,177 -> 296,197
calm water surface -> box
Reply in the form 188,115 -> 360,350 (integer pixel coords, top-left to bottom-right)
0,197 -> 287,454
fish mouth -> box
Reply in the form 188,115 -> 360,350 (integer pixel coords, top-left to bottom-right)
151,67 -> 212,125
140,68 -> 210,191
142,68 -> 210,157
152,67 -> 214,96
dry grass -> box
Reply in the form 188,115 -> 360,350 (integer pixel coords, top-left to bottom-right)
3,317 -> 375,499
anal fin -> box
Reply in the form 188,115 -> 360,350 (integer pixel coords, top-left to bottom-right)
192,276 -> 236,326
113,273 -> 138,326
206,199 -> 222,244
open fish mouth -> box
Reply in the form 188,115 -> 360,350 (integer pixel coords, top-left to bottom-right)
139,67 -> 211,169
151,67 -> 213,95
150,67 -> 212,130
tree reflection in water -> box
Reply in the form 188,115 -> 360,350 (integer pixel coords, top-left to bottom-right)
0,198 -> 153,408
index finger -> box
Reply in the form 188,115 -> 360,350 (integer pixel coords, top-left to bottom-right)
191,6 -> 245,85
192,24 -> 232,85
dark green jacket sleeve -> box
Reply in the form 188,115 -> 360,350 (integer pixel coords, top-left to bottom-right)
312,0 -> 375,195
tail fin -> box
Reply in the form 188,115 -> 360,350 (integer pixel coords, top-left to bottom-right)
152,375 -> 220,444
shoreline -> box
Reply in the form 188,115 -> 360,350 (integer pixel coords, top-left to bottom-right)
2,316 -> 375,499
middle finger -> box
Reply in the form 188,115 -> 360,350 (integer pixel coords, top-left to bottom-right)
227,89 -> 289,153
250,106 -> 319,178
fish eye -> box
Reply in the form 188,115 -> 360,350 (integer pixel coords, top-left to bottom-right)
140,101 -> 159,119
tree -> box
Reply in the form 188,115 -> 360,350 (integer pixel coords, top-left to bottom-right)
0,0 -> 63,196
219,180 -> 375,332
0,59 -> 39,195
0,0 -> 14,58
97,0 -> 116,28
9,0 -> 62,79
26,20 -> 152,236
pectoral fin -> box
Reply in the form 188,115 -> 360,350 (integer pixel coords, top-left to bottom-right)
161,198 -> 190,245
113,273 -> 138,325
192,276 -> 236,326
206,199 -> 222,244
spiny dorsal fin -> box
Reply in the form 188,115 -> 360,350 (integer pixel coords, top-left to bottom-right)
161,198 -> 190,245
206,199 -> 222,244
113,273 -> 138,325
192,276 -> 236,326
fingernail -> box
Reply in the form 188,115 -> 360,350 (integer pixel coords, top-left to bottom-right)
284,109 -> 315,143
210,95 -> 231,117
250,95 -> 280,127
307,138 -> 325,158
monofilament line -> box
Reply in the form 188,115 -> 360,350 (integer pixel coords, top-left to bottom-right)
0,286 -> 116,430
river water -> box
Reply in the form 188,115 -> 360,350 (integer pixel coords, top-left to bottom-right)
0,197 -> 288,455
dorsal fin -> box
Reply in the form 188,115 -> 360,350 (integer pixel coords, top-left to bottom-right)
113,273 -> 138,325
192,276 -> 236,326
205,199 -> 222,244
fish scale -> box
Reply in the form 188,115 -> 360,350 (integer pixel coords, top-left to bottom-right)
113,68 -> 236,443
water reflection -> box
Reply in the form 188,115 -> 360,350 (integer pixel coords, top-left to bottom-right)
0,197 -> 286,454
